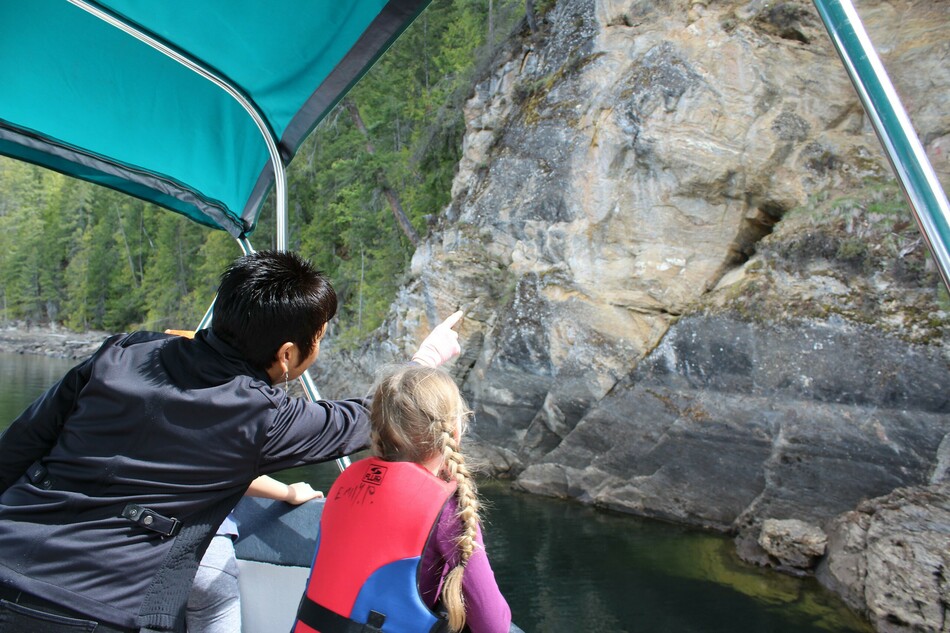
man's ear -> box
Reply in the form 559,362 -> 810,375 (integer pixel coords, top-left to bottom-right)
266,341 -> 298,383
275,341 -> 296,365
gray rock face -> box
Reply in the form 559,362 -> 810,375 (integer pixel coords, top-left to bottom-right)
515,314 -> 949,531
312,1 -> 950,630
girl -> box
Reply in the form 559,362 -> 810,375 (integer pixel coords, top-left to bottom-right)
294,365 -> 512,633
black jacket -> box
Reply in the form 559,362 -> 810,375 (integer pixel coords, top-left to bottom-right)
0,329 -> 370,631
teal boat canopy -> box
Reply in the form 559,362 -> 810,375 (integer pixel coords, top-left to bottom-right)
0,0 -> 430,237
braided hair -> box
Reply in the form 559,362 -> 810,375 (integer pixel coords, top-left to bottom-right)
369,365 -> 480,632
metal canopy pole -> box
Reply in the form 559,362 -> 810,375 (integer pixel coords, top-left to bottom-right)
67,0 -> 289,248
813,0 -> 950,292
72,3 -> 339,468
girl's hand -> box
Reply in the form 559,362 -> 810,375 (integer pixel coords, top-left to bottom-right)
285,482 -> 325,505
412,311 -> 463,367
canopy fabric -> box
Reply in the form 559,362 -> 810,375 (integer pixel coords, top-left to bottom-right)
0,0 -> 430,237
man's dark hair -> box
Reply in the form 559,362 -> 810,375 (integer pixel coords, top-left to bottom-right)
212,250 -> 337,371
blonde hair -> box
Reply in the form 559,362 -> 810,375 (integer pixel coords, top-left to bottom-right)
370,365 -> 480,632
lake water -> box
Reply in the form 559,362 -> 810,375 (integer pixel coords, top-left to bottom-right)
0,351 -> 872,633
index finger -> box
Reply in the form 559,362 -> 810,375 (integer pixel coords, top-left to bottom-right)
440,310 -> 464,330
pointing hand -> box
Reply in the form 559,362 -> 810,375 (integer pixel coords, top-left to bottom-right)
412,311 -> 463,367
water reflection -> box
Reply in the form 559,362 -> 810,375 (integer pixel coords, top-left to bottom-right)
479,480 -> 871,633
0,352 -> 76,421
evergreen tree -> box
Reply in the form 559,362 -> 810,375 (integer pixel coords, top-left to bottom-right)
0,162 -> 57,325
184,230 -> 242,326
140,210 -> 208,331
37,174 -> 87,328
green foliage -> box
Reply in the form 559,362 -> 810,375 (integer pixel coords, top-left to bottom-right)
288,0 -> 526,343
0,157 -> 224,332
0,0 -> 524,337
0,161 -> 78,325
140,212 -> 204,331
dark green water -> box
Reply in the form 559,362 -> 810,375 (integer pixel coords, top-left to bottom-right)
0,352 -> 872,633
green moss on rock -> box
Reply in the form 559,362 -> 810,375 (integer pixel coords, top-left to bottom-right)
701,180 -> 949,345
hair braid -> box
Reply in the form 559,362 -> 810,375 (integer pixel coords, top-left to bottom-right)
439,419 -> 481,633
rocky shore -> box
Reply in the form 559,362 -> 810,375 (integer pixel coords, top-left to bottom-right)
0,324 -> 113,360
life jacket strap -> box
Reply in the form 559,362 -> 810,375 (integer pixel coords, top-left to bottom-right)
296,596 -> 386,633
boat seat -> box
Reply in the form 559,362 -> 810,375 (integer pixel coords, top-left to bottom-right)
232,496 -> 324,633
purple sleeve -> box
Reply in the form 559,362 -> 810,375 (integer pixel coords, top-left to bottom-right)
420,498 -> 512,633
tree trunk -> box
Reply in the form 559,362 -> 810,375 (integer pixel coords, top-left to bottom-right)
488,0 -> 494,50
343,98 -> 420,246
526,0 -> 538,34
381,187 -> 420,247
115,207 -> 139,287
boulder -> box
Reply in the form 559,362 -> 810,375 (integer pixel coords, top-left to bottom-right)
758,518 -> 828,570
817,484 -> 950,633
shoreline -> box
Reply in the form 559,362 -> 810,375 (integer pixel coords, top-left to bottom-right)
0,324 -> 114,360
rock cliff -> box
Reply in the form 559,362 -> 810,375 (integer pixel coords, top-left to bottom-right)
313,1 -> 950,630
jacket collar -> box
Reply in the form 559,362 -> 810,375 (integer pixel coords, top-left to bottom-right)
196,328 -> 274,385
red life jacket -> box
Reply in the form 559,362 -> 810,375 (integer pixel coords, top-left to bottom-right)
293,457 -> 457,633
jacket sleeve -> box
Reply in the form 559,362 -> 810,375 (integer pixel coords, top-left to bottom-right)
0,337 -> 116,492
257,394 -> 372,474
